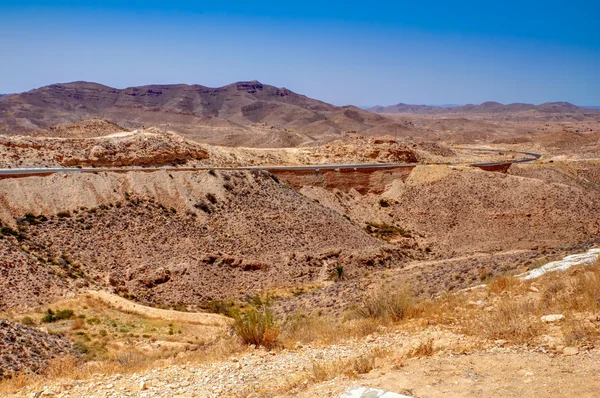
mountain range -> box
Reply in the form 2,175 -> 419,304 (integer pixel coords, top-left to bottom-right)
0,81 -> 413,147
368,101 -> 599,115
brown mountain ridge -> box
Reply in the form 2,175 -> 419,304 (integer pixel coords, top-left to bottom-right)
0,81 -> 416,147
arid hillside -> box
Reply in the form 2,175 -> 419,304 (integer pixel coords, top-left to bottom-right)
0,170 -> 415,311
0,81 -> 417,147
301,163 -> 600,255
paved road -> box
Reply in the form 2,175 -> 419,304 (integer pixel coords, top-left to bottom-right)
0,149 -> 540,177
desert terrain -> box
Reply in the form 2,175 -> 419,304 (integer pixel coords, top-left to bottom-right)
1,82 -> 600,397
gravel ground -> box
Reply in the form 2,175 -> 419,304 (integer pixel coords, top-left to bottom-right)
10,327 -> 473,398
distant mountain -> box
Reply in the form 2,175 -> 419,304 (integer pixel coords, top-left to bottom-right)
583,105 -> 600,110
0,81 -> 416,147
368,101 -> 599,116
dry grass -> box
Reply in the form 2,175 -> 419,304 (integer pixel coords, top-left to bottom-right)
311,348 -> 388,382
426,258 -> 600,346
0,336 -> 242,394
476,299 -> 540,343
279,312 -> 379,347
486,275 -> 520,294
405,338 -> 436,358
352,286 -> 415,322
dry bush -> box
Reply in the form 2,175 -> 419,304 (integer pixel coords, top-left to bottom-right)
563,322 -> 600,347
353,287 -> 415,322
417,293 -> 469,326
279,312 -> 336,345
538,279 -> 566,311
352,354 -> 376,374
473,299 -> 539,343
311,359 -> 346,382
487,276 -> 519,294
71,318 -> 85,330
405,338 -> 435,359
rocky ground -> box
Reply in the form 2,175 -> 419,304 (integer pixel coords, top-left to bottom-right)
2,251 -> 599,397
0,320 -> 73,379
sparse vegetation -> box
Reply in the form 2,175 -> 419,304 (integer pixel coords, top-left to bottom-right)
193,199 -> 212,213
404,339 -> 436,358
336,265 -> 344,281
205,193 -> 218,204
364,222 -> 409,240
353,286 -> 415,322
311,348 -> 387,382
0,224 -> 25,241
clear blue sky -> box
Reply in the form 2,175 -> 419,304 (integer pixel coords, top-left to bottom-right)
1,1 -> 599,106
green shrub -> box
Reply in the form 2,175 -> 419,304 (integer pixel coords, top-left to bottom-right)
206,300 -> 235,317
21,316 -> 35,326
86,317 -> 101,325
41,308 -> 74,323
231,305 -> 279,349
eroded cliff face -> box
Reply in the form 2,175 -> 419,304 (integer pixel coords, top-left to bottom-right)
270,166 -> 415,194
0,130 -> 209,168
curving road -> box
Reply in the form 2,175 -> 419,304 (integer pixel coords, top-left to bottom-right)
0,149 -> 540,177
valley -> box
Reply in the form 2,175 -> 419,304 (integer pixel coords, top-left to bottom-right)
1,81 -> 599,397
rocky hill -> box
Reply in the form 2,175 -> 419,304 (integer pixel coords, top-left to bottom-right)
0,319 -> 74,379
0,170 -> 412,310
0,81 -> 416,147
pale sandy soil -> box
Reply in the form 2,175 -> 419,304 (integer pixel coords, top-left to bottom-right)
298,349 -> 600,398
85,291 -> 231,327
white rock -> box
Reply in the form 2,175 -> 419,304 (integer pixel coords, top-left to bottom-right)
563,346 -> 579,356
541,314 -> 564,323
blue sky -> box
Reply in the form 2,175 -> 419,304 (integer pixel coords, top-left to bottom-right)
1,1 -> 598,106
